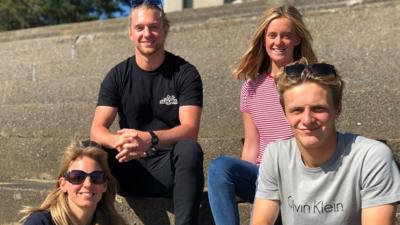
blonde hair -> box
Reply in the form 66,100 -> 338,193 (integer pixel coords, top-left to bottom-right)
20,140 -> 126,225
275,58 -> 345,110
233,5 -> 317,80
128,3 -> 170,35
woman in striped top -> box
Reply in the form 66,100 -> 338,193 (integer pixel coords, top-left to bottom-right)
208,5 -> 317,225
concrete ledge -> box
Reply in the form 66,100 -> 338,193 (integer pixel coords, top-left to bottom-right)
0,0 -> 399,224
0,179 -> 253,225
0,179 -> 54,224
1,179 -> 398,225
0,0 -> 396,43
115,195 -> 216,225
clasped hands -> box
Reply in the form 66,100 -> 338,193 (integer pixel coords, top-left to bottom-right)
113,129 -> 152,163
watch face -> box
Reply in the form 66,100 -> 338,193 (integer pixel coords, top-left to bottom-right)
150,146 -> 158,155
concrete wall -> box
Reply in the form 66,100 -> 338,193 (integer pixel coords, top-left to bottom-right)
193,0 -> 225,9
0,0 -> 399,224
165,0 -> 184,12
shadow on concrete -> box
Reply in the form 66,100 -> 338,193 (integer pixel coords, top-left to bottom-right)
122,192 -> 215,225
125,197 -> 173,225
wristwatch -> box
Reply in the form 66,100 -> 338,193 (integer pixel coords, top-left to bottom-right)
148,131 -> 159,155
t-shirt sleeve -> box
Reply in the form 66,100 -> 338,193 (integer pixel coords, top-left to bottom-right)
360,142 -> 400,208
255,144 -> 280,200
240,81 -> 249,113
97,67 -> 120,107
24,211 -> 54,225
178,65 -> 203,107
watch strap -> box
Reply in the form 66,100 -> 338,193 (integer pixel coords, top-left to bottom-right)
149,131 -> 159,146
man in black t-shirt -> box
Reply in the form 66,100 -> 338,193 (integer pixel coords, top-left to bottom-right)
90,1 -> 204,225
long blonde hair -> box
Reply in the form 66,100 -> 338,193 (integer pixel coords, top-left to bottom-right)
233,5 -> 317,80
20,140 -> 126,225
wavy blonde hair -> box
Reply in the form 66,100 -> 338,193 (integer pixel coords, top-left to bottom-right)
20,140 -> 126,225
233,5 -> 317,80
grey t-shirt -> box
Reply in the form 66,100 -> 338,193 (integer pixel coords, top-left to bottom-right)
256,132 -> 400,225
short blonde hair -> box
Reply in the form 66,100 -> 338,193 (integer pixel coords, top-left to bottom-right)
275,58 -> 345,110
128,3 -> 170,35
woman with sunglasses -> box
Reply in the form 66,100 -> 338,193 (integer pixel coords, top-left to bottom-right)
20,140 -> 126,225
207,5 -> 317,225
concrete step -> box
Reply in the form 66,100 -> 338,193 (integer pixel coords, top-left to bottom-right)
0,178 -> 254,225
0,54 -> 126,82
338,88 -> 400,140
0,103 -> 95,139
0,78 -> 101,105
2,71 -> 398,139
0,92 -> 242,136
0,36 -> 74,68
0,137 -> 72,180
0,135 -> 243,180
0,35 -> 75,54
2,0 -> 396,72
0,179 -> 55,225
0,0 -> 394,43
1,1 -> 397,84
0,34 -> 132,71
1,178 -> 399,225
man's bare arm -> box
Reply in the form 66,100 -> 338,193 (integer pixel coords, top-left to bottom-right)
155,105 -> 201,147
251,198 -> 280,225
362,204 -> 397,225
90,106 -> 122,149
241,112 -> 259,163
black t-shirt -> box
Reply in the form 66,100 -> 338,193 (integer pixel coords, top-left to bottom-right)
24,211 -> 55,225
97,51 -> 203,131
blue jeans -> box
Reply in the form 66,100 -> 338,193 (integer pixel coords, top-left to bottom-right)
208,156 -> 258,225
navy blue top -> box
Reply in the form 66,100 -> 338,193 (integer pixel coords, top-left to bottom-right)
24,211 -> 55,225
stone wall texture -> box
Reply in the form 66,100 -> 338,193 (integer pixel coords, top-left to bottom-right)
0,0 -> 399,224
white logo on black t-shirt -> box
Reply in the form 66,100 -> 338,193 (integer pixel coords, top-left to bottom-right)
159,95 -> 178,105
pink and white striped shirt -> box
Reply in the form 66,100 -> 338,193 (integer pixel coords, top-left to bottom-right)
240,72 -> 293,164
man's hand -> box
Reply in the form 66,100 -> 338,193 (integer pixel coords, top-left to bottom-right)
114,129 -> 152,163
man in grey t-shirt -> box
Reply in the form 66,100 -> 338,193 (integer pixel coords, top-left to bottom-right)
251,59 -> 400,225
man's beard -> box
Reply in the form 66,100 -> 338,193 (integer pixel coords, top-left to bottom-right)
136,43 -> 163,57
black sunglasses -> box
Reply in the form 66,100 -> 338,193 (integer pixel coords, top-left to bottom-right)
81,140 -> 100,148
64,170 -> 106,185
130,0 -> 163,10
284,63 -> 336,77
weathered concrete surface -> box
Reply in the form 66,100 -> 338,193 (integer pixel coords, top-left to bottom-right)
0,179 -> 253,225
0,0 -> 399,224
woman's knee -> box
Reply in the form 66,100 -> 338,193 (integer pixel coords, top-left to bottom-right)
208,156 -> 238,181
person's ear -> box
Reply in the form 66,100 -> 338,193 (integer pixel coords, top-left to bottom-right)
100,181 -> 107,194
294,36 -> 301,46
128,30 -> 134,42
163,24 -> 169,37
335,104 -> 342,118
102,182 -> 107,193
59,177 -> 68,193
